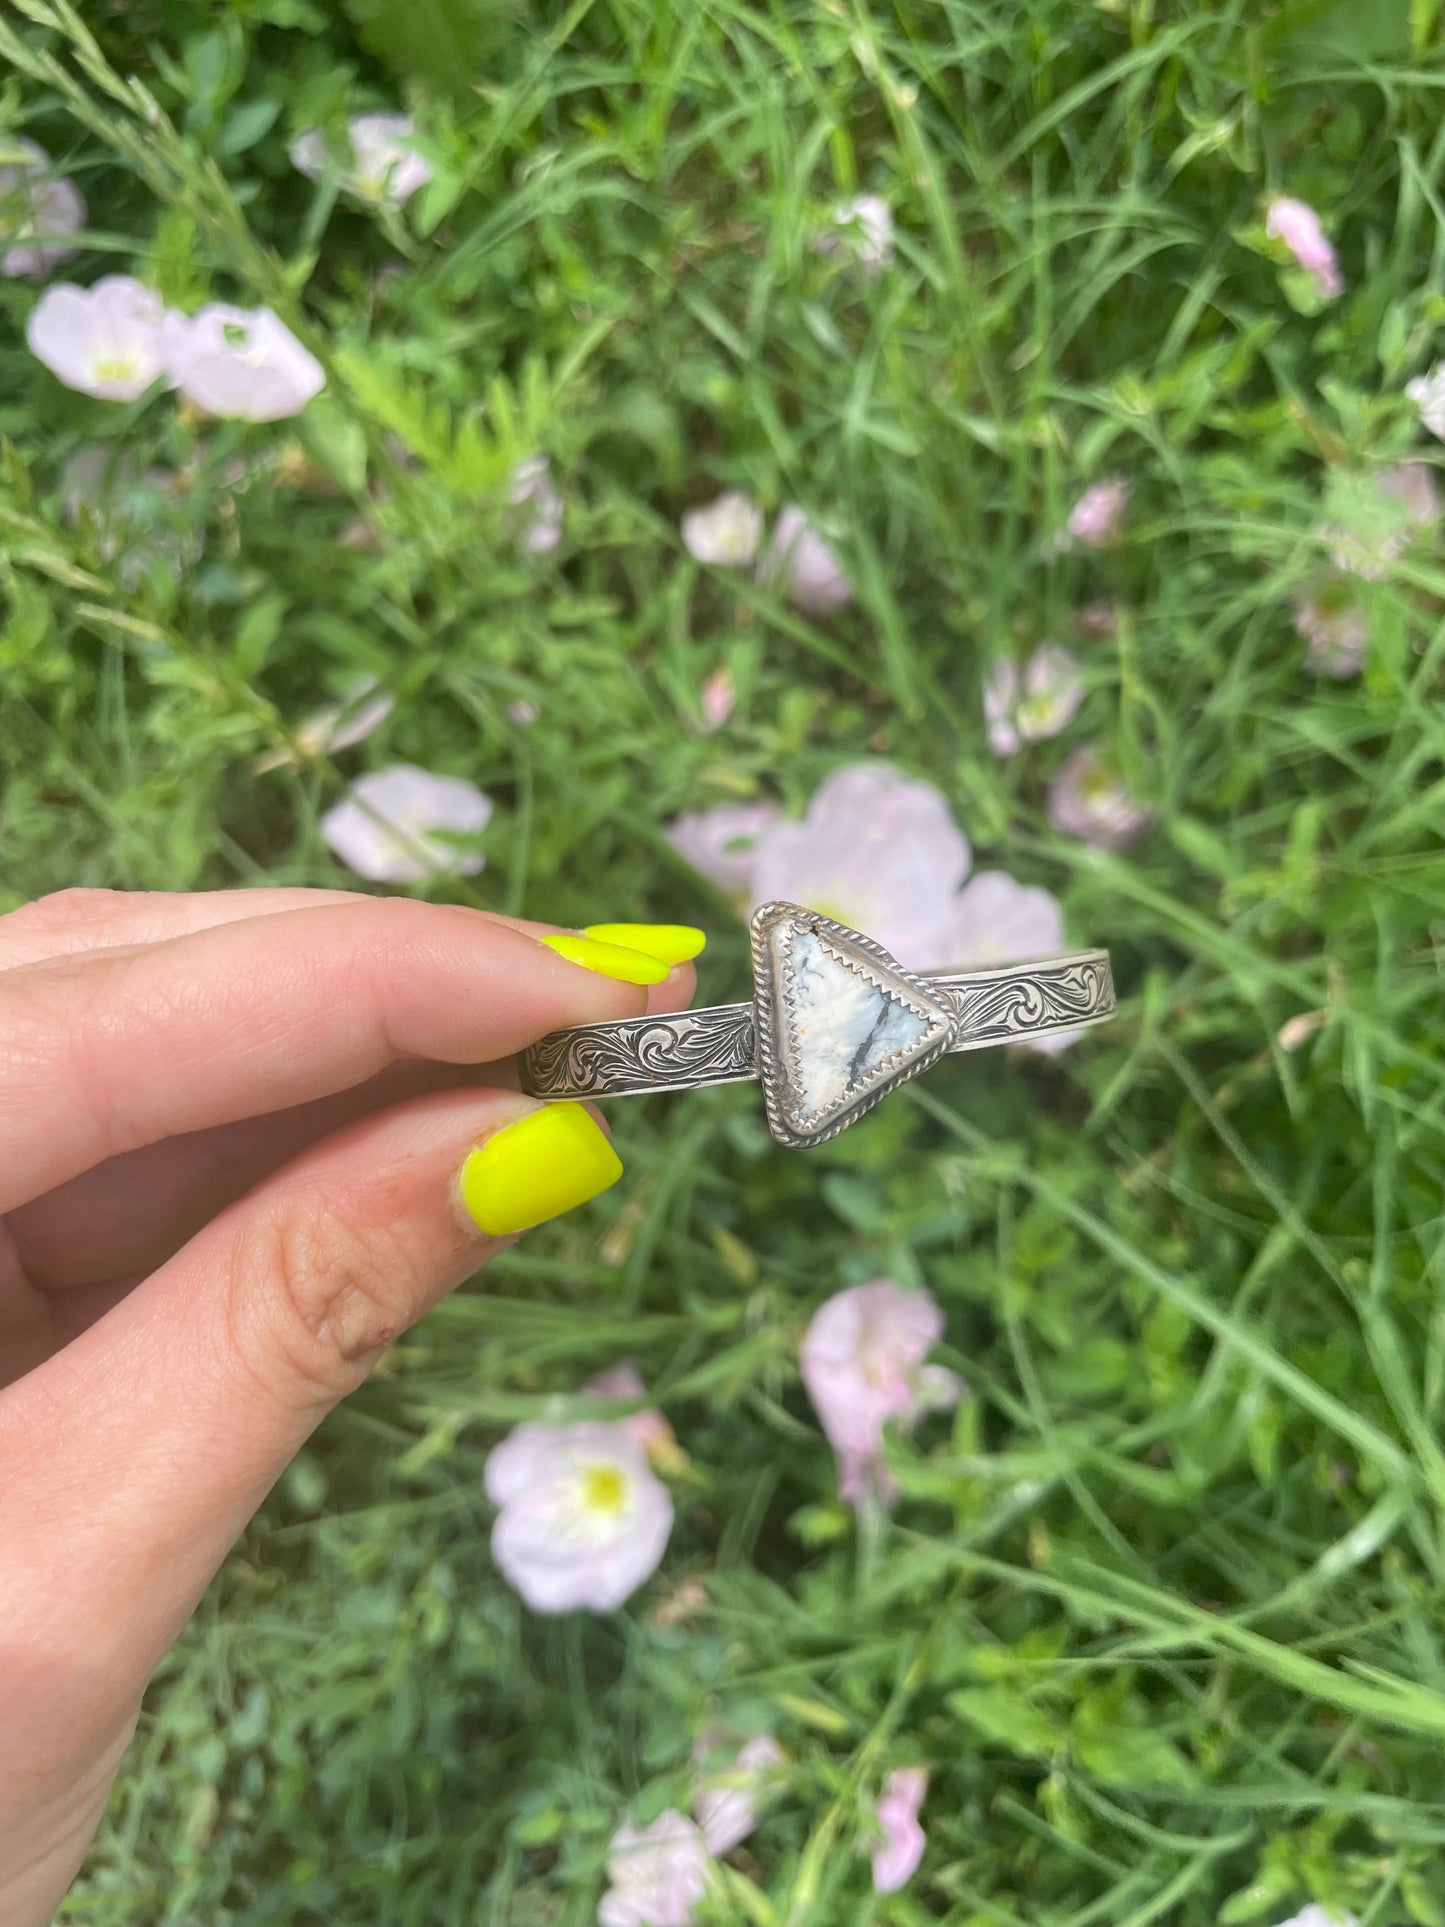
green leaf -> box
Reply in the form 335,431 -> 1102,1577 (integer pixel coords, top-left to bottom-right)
1260,0 -> 1411,59
948,1686 -> 1063,1759
339,0 -> 514,97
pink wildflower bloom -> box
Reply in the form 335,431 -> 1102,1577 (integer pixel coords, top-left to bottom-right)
1047,749 -> 1151,851
485,1420 -> 673,1615
1266,196 -> 1344,298
665,801 -> 782,902
691,1730 -> 784,1854
0,137 -> 85,279
748,762 -> 971,969
871,1767 -> 928,1894
698,666 -> 736,732
984,645 -> 1085,756
599,1811 -> 712,1927
757,505 -> 852,615
1067,477 -> 1129,549
800,1280 -> 963,1505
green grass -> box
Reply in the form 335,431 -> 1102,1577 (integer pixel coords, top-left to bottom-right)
6,0 -> 1445,1920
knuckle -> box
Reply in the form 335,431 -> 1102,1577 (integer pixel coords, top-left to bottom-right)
232,1196 -> 424,1402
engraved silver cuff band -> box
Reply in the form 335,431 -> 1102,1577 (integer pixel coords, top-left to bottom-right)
519,901 -> 1116,1151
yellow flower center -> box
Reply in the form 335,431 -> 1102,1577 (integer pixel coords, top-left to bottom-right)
92,355 -> 139,384
582,1464 -> 628,1516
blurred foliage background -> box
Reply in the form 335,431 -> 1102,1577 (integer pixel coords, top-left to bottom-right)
5,0 -> 1445,1920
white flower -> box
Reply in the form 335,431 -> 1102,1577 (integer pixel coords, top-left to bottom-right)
1047,749 -> 1150,851
749,762 -> 971,969
320,763 -> 492,882
815,194 -> 894,277
162,303 -> 325,422
26,275 -> 172,402
485,1420 -> 673,1614
871,1767 -> 928,1894
507,697 -> 540,726
664,801 -> 782,902
1265,196 -> 1344,299
290,112 -> 433,208
984,644 -> 1085,755
0,137 -> 85,279
1269,1910 -> 1358,1927
800,1280 -> 963,1505
599,1811 -> 712,1927
758,505 -> 852,615
692,1731 -> 784,1855
681,491 -> 764,567
511,454 -> 564,554
1407,363 -> 1445,441
1294,595 -> 1368,679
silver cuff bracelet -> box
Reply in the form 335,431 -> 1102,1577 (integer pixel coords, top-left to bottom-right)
519,902 -> 1116,1151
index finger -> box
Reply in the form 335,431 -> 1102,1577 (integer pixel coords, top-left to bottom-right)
0,898 -> 687,1213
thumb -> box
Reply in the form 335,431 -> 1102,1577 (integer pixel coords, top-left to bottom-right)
0,1090 -> 620,1923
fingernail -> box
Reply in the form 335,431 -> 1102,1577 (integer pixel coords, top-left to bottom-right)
582,922 -> 706,967
458,1105 -> 623,1236
540,932 -> 669,986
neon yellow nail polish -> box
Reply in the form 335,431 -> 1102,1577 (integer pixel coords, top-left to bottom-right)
540,932 -> 669,986
582,922 -> 706,967
458,1105 -> 623,1236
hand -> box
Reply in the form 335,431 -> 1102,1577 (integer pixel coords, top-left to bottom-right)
0,887 -> 698,1925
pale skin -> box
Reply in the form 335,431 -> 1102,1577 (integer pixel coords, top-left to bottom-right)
0,887 -> 697,1925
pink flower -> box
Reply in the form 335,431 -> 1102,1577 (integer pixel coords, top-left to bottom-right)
691,1731 -> 784,1854
0,137 -> 86,279
599,1811 -> 712,1927
290,112 -> 433,208
800,1280 -> 963,1505
698,666 -> 736,732
163,303 -> 324,421
27,275 -> 172,402
665,801 -> 782,901
1293,596 -> 1368,679
942,872 -> 1075,1055
320,763 -> 492,882
584,1362 -> 676,1461
1266,196 -> 1344,299
1066,477 -> 1129,549
1047,749 -> 1151,851
871,1767 -> 928,1894
984,644 -> 1085,756
749,763 -> 971,969
485,1420 -> 674,1615
681,492 -> 764,567
758,505 -> 852,616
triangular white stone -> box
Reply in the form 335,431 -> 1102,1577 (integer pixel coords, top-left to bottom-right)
786,927 -> 931,1120
755,908 -> 955,1143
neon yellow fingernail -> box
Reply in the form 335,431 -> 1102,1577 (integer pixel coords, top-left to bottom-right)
582,922 -> 706,967
458,1105 -> 623,1236
540,933 -> 669,986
